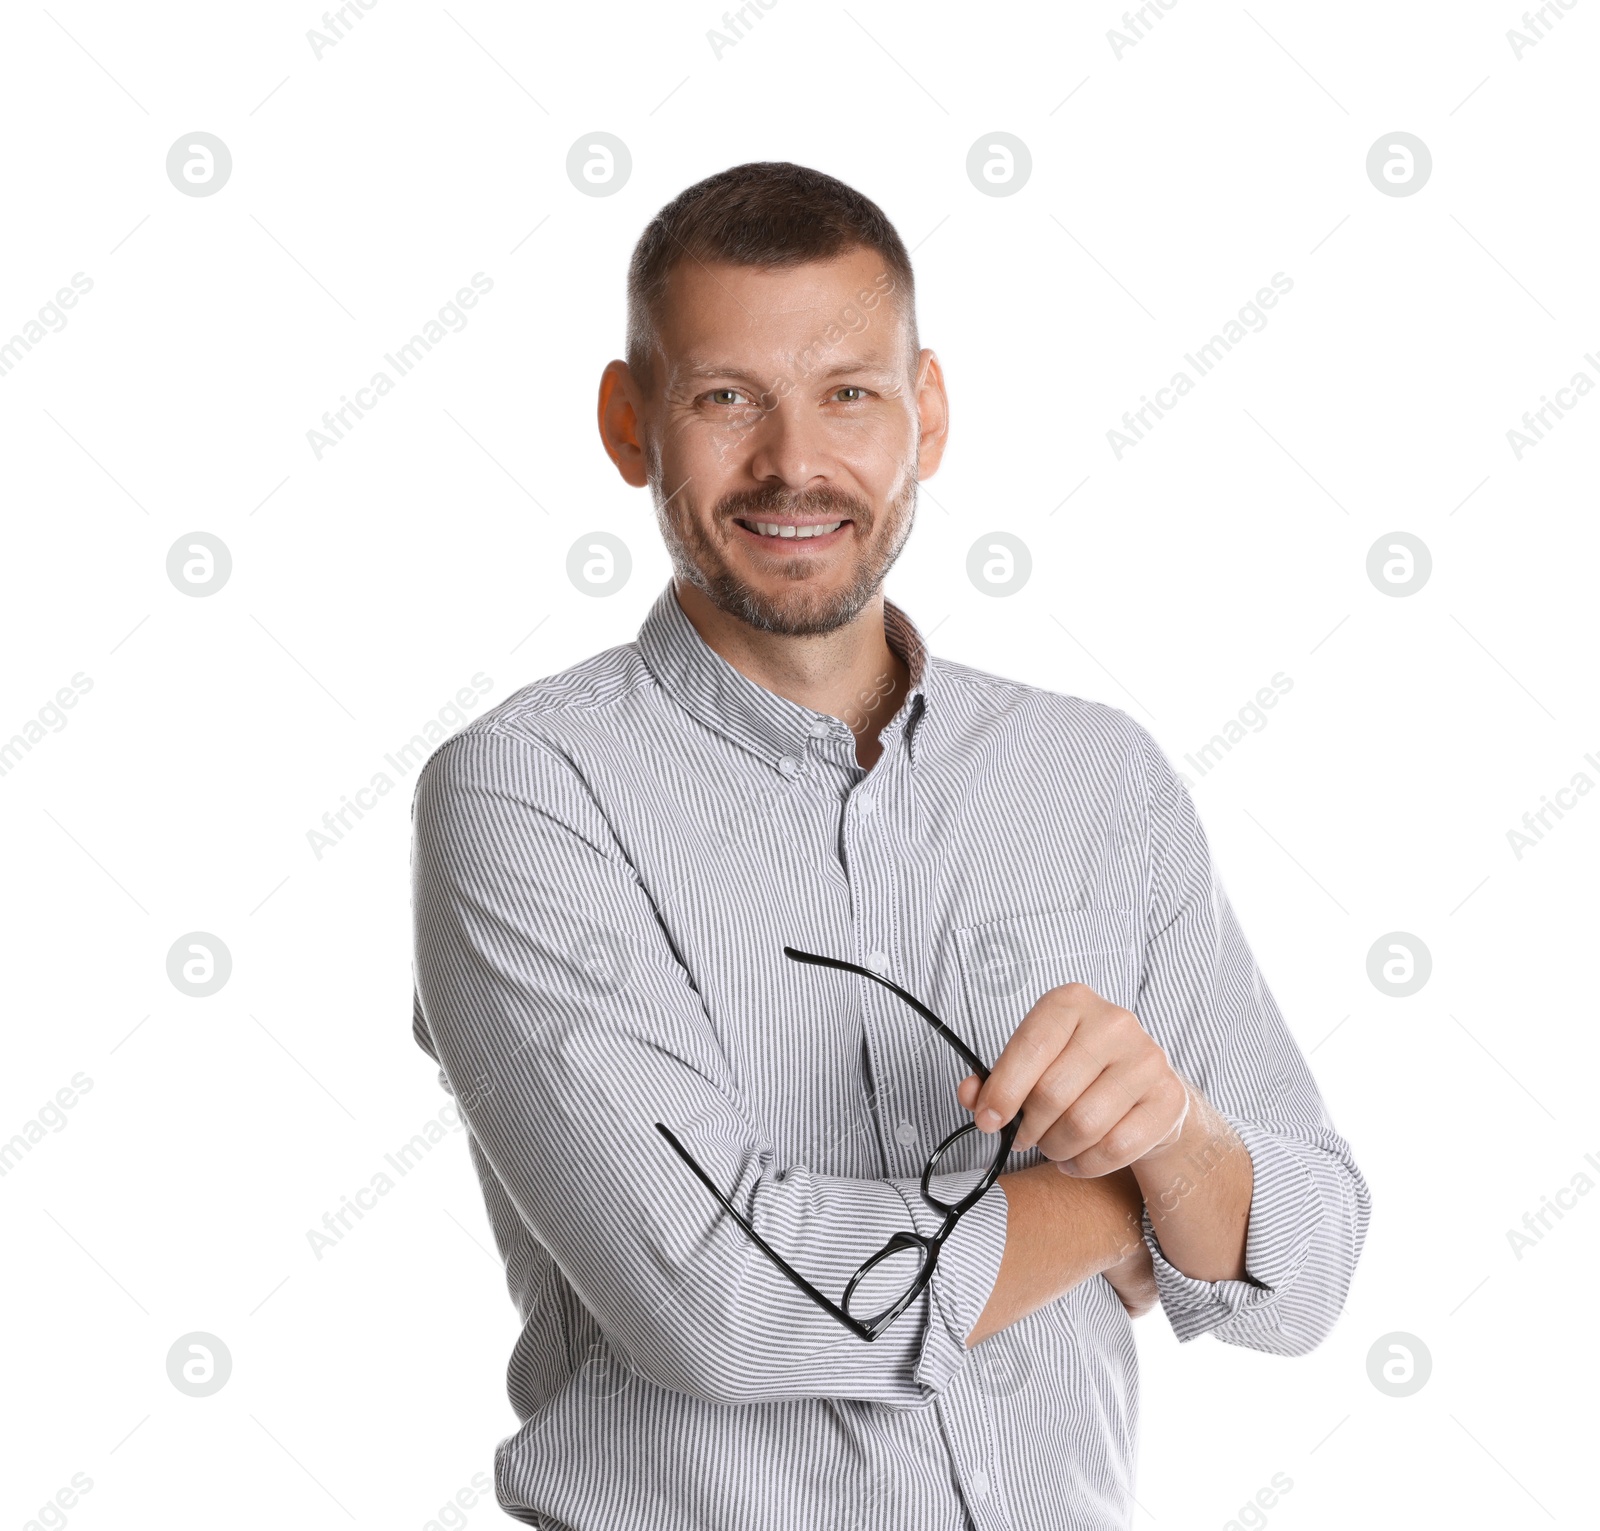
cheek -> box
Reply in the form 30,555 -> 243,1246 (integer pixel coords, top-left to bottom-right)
658,419 -> 746,483
830,414 -> 914,481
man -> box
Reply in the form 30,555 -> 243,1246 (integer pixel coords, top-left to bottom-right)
409,160 -> 1371,1529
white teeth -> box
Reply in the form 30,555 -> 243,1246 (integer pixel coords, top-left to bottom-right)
748,520 -> 843,539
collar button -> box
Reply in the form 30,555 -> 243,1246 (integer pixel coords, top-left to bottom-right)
778,754 -> 803,778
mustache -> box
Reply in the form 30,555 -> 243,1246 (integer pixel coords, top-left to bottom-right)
716,487 -> 871,523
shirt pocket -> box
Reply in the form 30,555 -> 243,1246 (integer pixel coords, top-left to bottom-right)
951,905 -> 1141,1069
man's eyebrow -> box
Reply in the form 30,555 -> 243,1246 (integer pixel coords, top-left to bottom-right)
674,358 -> 895,384
673,363 -> 767,386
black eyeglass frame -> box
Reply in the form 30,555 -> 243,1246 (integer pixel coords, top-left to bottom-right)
654,945 -> 1022,1343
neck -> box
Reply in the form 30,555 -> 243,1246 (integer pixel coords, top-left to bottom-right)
672,580 -> 911,767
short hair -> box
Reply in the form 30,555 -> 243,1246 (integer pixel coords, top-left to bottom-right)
625,160 -> 918,392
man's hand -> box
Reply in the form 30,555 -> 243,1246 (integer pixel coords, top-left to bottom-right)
958,984 -> 1256,1286
956,982 -> 1189,1177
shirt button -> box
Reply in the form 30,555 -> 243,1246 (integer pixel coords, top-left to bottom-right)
807,717 -> 831,738
970,1470 -> 991,1499
778,755 -> 803,777
865,950 -> 889,973
856,792 -> 875,814
894,1120 -> 918,1145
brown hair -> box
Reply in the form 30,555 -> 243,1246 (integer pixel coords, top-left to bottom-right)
625,161 -> 918,391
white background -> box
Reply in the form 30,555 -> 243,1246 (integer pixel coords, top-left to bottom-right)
2,2 -> 1596,1527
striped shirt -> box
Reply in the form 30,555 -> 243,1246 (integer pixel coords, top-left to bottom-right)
408,578 -> 1371,1530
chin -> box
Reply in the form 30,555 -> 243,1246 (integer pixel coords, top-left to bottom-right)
735,578 -> 872,637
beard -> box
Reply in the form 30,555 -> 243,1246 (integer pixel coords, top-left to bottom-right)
646,440 -> 919,638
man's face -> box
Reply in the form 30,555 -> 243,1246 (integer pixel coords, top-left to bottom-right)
623,246 -> 943,636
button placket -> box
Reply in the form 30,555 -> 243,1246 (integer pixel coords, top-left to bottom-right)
936,1375 -> 1015,1531
854,822 -> 934,1182
843,762 -> 911,1181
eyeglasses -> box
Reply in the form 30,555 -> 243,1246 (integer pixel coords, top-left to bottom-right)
654,945 -> 1021,1343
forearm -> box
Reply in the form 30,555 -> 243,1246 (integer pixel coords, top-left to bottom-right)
1131,1085 -> 1253,1283
964,1161 -> 1142,1347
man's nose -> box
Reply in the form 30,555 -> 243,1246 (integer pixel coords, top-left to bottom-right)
743,399 -> 830,489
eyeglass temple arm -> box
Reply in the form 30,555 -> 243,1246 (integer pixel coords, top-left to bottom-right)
653,1121 -> 877,1343
781,945 -> 991,1082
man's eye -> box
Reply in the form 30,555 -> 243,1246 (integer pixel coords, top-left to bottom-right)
834,386 -> 870,403
706,388 -> 751,406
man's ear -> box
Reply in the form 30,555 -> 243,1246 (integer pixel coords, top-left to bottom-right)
913,349 -> 951,480
598,359 -> 650,488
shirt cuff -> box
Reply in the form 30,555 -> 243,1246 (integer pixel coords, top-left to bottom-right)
1141,1117 -> 1318,1344
885,1173 -> 1009,1393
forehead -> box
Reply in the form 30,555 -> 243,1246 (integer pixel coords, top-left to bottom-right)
654,246 -> 907,372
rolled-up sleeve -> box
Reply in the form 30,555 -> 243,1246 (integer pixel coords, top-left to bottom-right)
410,725 -> 1005,1407
887,1171 -> 1008,1389
1127,722 -> 1372,1356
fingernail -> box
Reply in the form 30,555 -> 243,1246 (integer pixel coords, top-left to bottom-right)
1057,1159 -> 1082,1176
976,1108 -> 1001,1133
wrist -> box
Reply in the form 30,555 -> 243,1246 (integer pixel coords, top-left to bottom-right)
1131,1097 -> 1246,1215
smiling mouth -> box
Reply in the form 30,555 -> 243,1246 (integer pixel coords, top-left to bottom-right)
732,517 -> 852,541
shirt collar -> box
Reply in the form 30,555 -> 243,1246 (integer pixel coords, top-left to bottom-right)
635,579 -> 933,776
